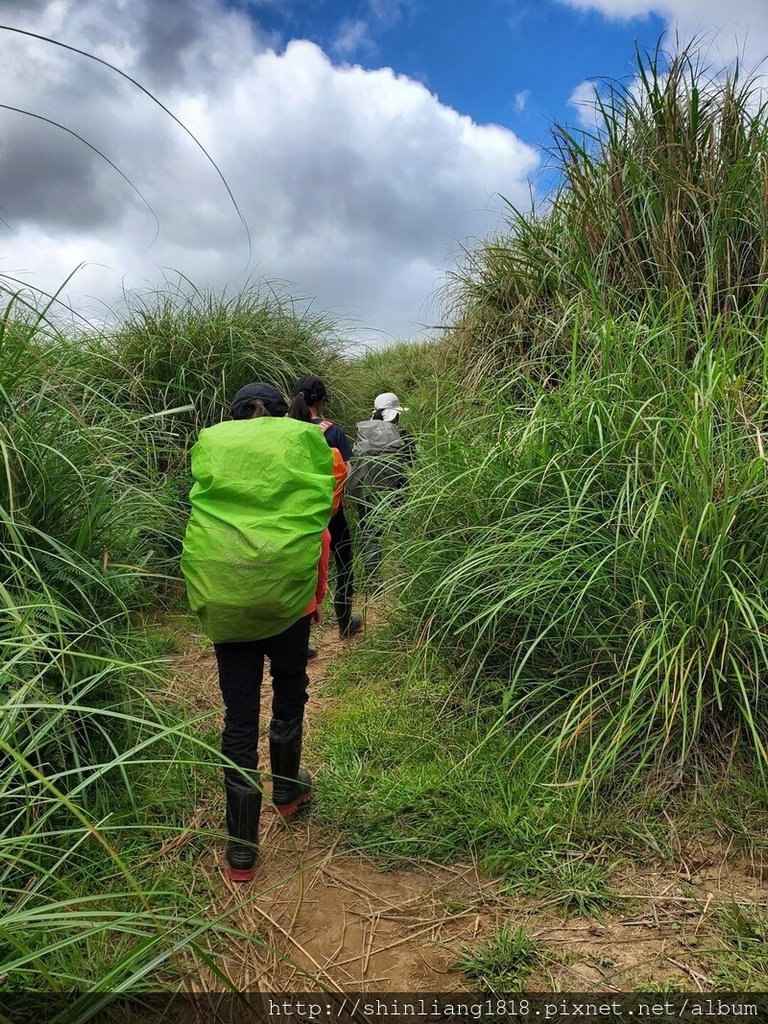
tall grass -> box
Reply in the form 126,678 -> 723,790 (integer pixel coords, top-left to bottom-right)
0,290 -> 199,995
96,281 -> 352,433
0,280 -> 357,1002
395,309 -> 768,790
357,47 -> 768,800
341,338 -> 451,425
451,46 -> 768,376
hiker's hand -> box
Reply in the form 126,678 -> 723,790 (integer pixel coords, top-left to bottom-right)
312,606 -> 323,626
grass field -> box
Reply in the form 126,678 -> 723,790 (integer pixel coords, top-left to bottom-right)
3,42 -> 768,1008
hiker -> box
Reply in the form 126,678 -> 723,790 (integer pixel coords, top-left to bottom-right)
290,374 -> 363,640
287,388 -> 347,660
348,392 -> 414,582
180,382 -> 336,883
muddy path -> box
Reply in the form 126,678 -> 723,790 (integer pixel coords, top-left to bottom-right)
163,615 -> 768,994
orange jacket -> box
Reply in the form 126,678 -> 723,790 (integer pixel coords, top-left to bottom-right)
302,444 -> 344,620
330,446 -> 347,514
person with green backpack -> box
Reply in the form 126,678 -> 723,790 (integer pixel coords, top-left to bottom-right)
180,382 -> 335,882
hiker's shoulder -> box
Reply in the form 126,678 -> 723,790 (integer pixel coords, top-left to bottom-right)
313,417 -> 350,444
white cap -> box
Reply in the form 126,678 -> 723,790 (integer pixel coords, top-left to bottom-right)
373,392 -> 409,422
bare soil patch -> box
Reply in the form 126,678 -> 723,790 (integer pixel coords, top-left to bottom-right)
162,616 -> 768,993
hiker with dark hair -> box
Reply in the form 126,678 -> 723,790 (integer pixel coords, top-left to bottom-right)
348,392 -> 415,582
287,386 -> 347,522
290,374 -> 363,640
181,382 -> 335,883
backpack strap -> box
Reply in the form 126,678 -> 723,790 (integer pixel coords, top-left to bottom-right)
317,419 -> 334,434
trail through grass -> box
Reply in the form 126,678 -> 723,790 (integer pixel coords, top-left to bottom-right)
132,610 -> 768,996
6,38 -> 768,1007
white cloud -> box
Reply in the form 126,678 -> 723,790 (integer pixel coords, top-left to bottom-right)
368,0 -> 413,28
331,0 -> 414,60
560,0 -> 663,15
565,0 -> 768,134
558,0 -> 768,68
332,19 -> 375,58
514,89 -> 531,112
0,0 -> 539,344
568,80 -> 600,127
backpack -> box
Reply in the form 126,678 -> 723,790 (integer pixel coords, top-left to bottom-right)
347,419 -> 408,495
181,418 -> 334,642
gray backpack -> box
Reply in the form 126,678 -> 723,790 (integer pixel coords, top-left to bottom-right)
347,420 -> 408,495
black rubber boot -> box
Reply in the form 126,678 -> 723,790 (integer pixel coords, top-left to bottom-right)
269,717 -> 313,818
307,645 -> 318,660
334,596 -> 363,639
224,778 -> 261,882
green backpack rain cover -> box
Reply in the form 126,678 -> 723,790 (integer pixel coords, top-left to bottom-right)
181,417 -> 334,643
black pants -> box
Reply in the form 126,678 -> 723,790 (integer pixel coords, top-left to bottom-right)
355,499 -> 384,581
329,506 -> 354,608
214,614 -> 311,786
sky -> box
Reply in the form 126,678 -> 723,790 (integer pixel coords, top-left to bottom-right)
0,0 -> 766,346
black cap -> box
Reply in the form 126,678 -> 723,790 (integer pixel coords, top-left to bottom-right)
292,374 -> 327,404
230,382 -> 288,419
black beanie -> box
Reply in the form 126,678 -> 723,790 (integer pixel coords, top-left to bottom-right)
230,382 -> 288,420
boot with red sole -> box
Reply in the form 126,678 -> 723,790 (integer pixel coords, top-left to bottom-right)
269,716 -> 313,818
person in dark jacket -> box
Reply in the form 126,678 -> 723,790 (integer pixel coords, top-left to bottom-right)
290,375 -> 363,639
351,392 -> 415,581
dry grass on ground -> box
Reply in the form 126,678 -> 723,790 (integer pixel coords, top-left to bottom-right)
156,616 -> 768,993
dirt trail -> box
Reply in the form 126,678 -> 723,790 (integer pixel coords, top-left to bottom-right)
166,616 -> 768,993
168,619 -> 476,991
